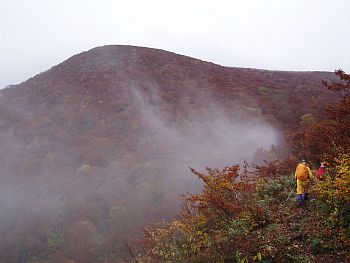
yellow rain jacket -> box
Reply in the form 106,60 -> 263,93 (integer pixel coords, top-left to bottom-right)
295,163 -> 313,195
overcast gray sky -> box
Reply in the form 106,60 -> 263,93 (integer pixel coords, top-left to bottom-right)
1,0 -> 349,88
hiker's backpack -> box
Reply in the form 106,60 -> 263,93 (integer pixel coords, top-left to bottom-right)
296,163 -> 309,181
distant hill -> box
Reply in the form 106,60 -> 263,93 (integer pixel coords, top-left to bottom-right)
0,45 -> 339,262
0,45 -> 337,171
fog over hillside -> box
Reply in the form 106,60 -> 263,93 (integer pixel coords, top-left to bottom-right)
0,46 -> 337,262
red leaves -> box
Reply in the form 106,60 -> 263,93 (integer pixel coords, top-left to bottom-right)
323,69 -> 350,96
186,165 -> 253,218
291,70 -> 350,164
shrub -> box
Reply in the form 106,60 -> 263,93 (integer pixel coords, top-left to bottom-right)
258,87 -> 270,95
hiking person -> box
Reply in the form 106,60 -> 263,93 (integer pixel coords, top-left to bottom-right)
294,160 -> 313,206
317,162 -> 326,181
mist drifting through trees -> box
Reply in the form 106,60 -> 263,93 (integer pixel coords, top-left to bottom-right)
0,46 -> 338,262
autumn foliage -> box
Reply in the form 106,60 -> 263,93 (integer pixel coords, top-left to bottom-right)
292,69 -> 350,164
0,46 -> 347,262
136,71 -> 350,262
136,165 -> 350,262
136,165 -> 268,262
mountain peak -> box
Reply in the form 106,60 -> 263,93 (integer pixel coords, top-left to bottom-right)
0,45 -> 340,262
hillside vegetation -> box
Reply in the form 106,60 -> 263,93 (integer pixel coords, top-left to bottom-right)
134,70 -> 350,262
0,46 -> 343,262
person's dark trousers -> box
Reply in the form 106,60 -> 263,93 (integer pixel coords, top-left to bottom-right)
297,194 -> 303,205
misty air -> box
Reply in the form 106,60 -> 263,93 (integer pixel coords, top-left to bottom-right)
1,1 -> 350,262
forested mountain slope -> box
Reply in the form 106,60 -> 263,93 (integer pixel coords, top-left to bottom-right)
0,45 -> 338,262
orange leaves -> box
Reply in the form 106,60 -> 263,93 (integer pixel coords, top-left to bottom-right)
296,70 -> 350,164
137,156 -> 350,262
136,69 -> 350,262
137,164 -> 271,262
323,69 -> 350,96
186,165 -> 254,219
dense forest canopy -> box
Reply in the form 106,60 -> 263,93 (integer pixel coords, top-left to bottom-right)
0,46 -> 345,262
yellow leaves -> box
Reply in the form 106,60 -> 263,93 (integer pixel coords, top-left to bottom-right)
219,180 -> 235,190
196,214 -> 208,226
311,153 -> 350,254
333,154 -> 350,202
316,154 -> 350,202
171,220 -> 185,229
143,216 -> 212,261
253,252 -> 262,261
140,159 -> 350,262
